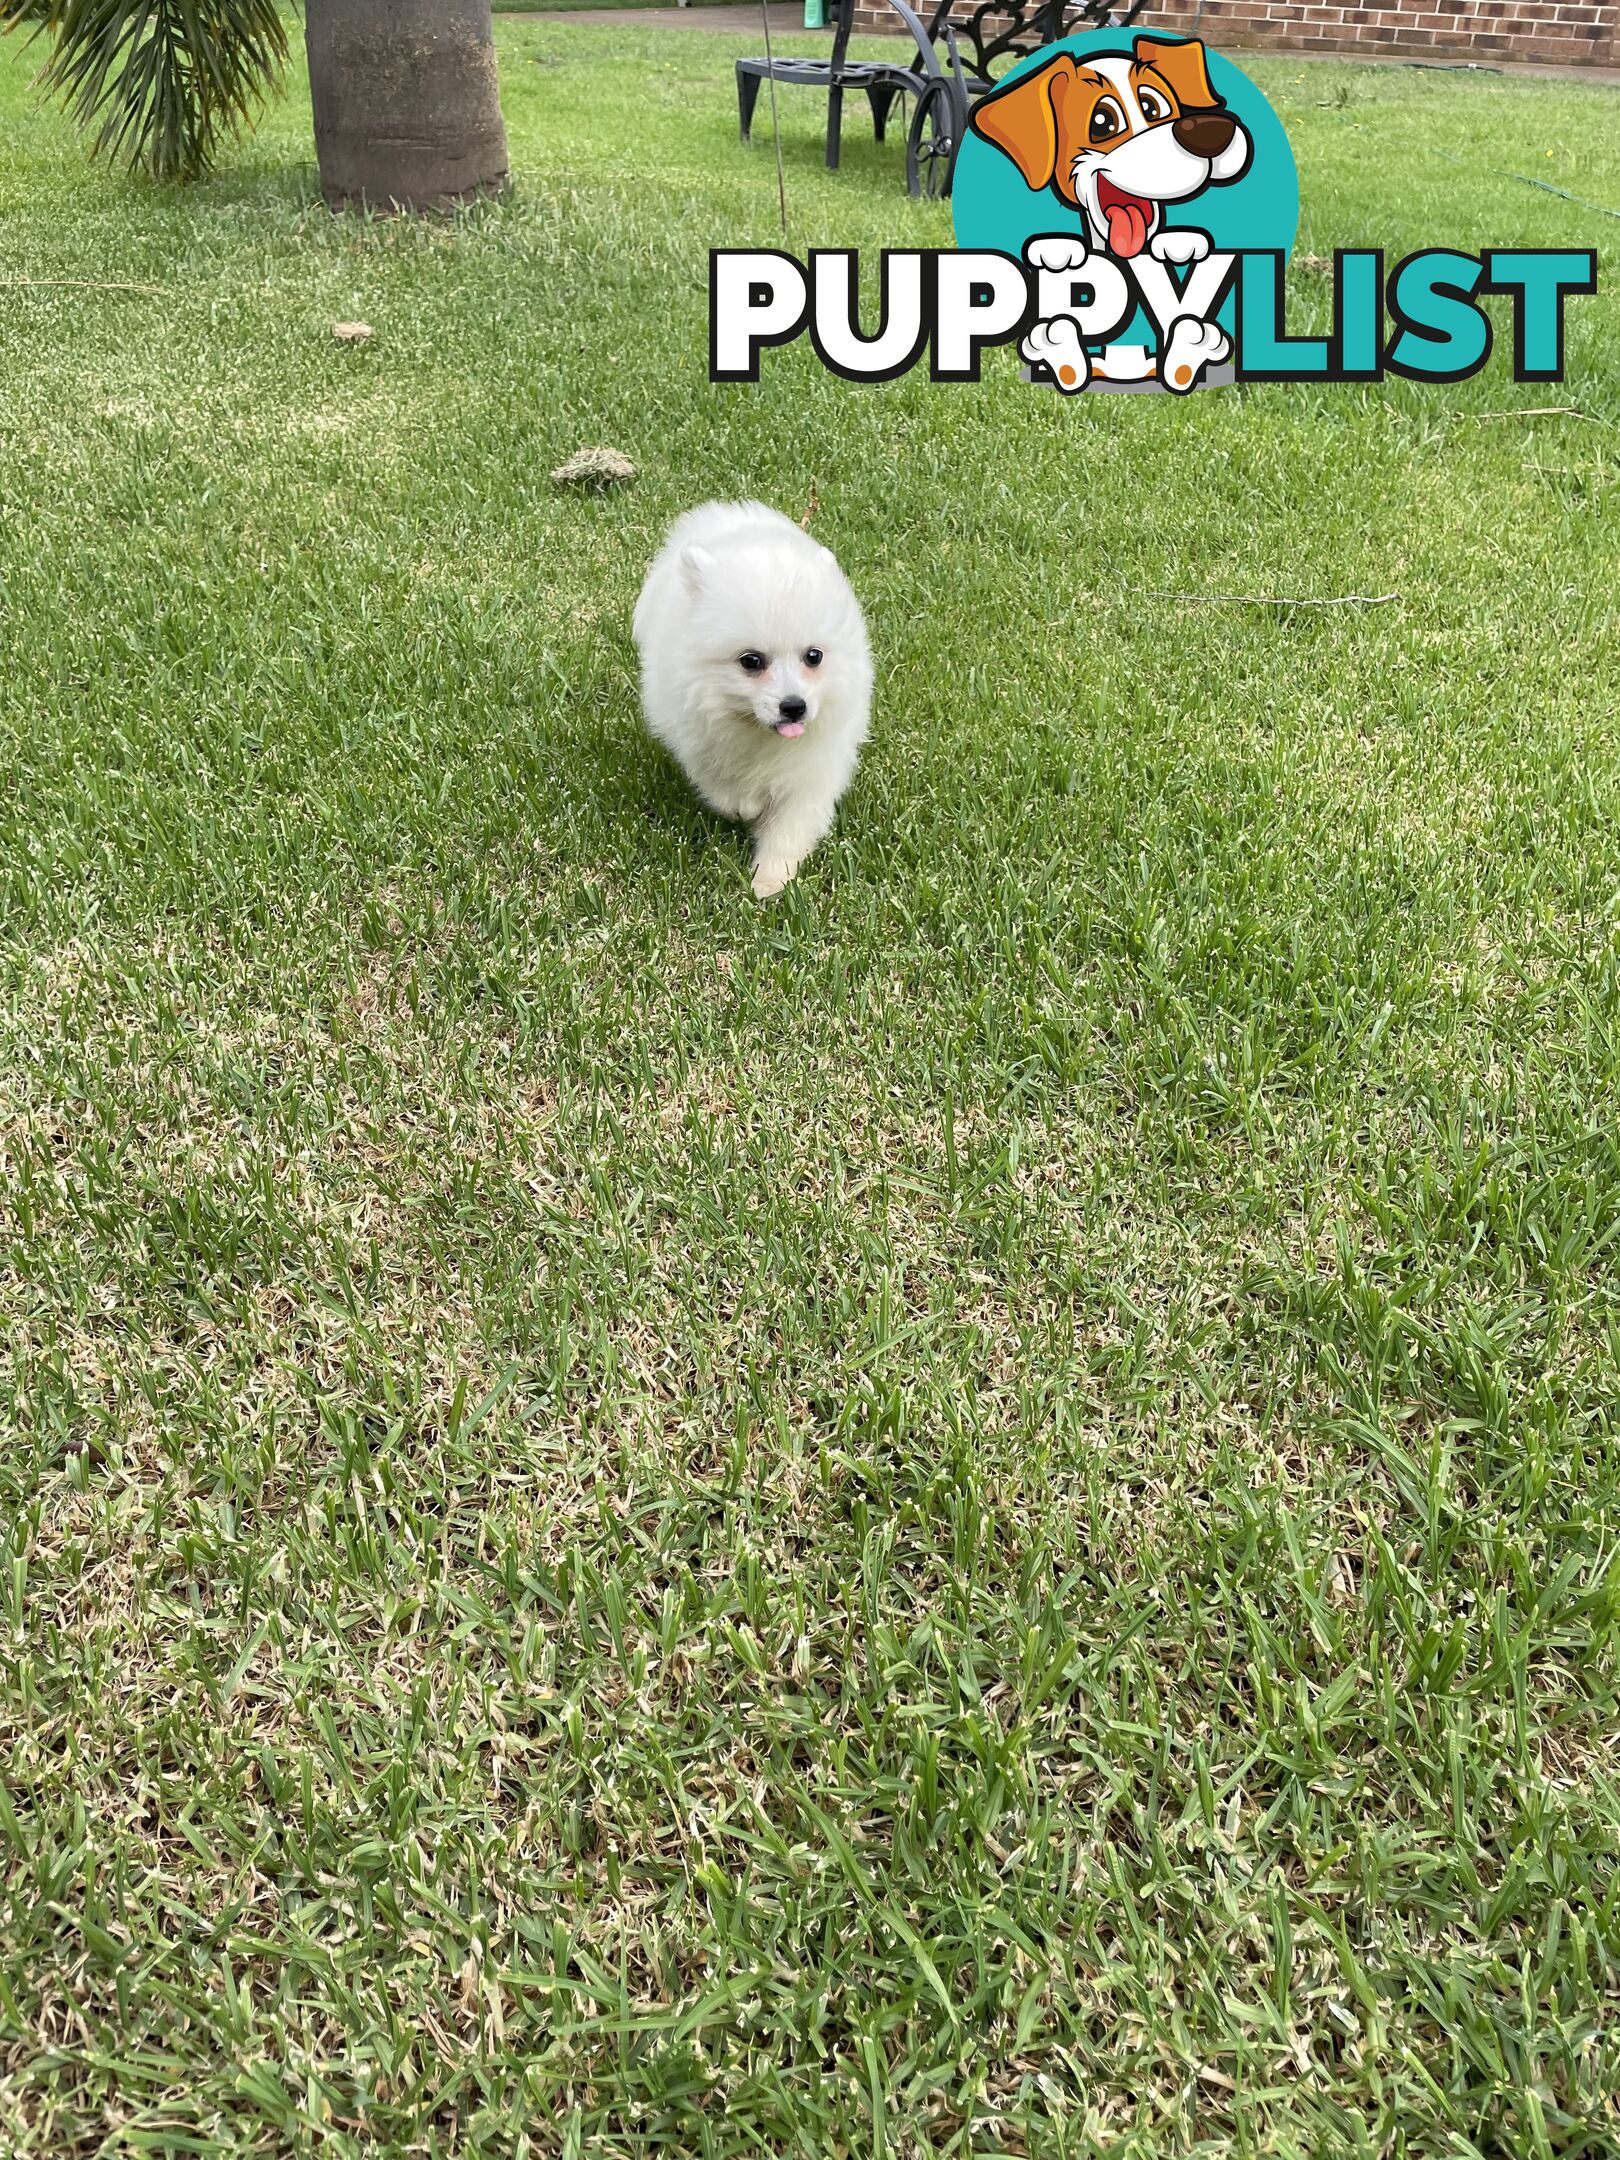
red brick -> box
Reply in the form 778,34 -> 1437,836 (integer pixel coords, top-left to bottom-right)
859,0 -> 1620,68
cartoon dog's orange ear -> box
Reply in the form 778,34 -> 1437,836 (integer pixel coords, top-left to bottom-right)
1134,34 -> 1221,109
969,56 -> 1078,194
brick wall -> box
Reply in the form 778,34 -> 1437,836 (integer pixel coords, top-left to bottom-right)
846,0 -> 1617,69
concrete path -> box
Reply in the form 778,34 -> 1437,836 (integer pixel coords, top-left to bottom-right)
518,6 -> 1620,81
524,5 -> 812,30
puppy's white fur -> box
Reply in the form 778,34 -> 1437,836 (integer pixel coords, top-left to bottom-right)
634,502 -> 871,898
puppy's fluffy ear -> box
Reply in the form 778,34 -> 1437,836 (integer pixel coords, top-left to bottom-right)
678,545 -> 713,598
1135,34 -> 1220,110
969,56 -> 1077,195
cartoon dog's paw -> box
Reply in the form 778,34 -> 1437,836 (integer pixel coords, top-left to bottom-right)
1160,315 -> 1230,393
1024,233 -> 1090,274
1149,227 -> 1211,267
1022,318 -> 1090,394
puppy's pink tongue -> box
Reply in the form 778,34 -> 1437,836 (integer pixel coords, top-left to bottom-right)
776,720 -> 805,738
1104,199 -> 1150,258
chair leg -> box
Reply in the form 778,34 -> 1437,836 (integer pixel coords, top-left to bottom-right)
827,83 -> 843,169
867,84 -> 900,145
737,67 -> 763,143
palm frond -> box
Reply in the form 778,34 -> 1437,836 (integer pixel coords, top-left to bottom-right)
0,0 -> 289,182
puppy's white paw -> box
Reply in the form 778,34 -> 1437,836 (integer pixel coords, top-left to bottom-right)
1160,315 -> 1230,393
1024,233 -> 1090,274
1022,317 -> 1090,394
1149,226 -> 1211,267
751,857 -> 798,900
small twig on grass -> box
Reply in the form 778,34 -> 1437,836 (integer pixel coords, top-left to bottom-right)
799,478 -> 820,531
0,278 -> 171,294
1146,590 -> 1399,608
1465,406 -> 1590,424
1432,146 -> 1620,223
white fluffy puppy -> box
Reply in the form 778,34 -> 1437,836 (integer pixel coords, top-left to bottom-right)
634,501 -> 872,898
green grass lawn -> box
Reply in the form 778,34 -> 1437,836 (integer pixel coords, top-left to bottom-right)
2,17 -> 1619,2156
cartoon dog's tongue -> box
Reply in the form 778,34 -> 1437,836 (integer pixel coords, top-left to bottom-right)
1097,178 -> 1152,259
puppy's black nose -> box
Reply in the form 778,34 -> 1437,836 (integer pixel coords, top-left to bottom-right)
1173,110 -> 1237,157
778,696 -> 807,721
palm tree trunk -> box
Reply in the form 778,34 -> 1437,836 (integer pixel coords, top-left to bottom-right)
306,0 -> 509,213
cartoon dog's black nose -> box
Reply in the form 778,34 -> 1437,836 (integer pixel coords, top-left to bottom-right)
1173,110 -> 1237,157
778,695 -> 807,721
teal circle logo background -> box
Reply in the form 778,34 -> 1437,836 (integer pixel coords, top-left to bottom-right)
951,33 -> 1299,294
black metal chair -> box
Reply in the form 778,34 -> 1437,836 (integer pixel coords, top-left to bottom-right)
738,0 -> 1148,198
901,0 -> 1152,197
736,0 -> 924,174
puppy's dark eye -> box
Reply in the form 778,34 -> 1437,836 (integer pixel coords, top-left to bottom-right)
738,651 -> 768,674
803,647 -> 823,668
1138,88 -> 1169,123
1090,97 -> 1126,142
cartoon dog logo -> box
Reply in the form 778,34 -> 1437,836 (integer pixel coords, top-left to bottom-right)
969,37 -> 1251,259
969,36 -> 1252,394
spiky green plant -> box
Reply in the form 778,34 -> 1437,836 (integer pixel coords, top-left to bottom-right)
0,0 -> 288,181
